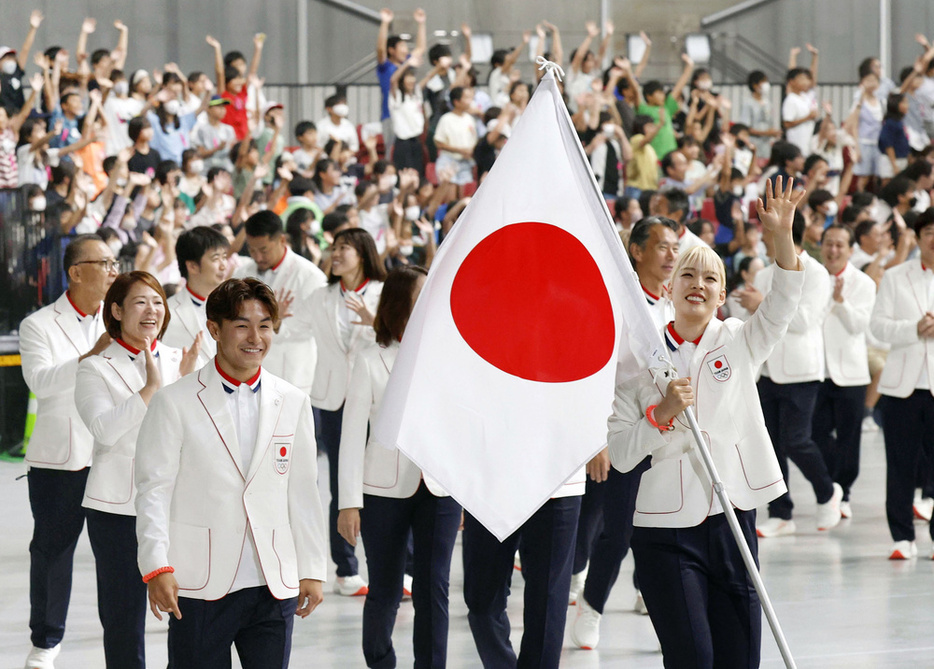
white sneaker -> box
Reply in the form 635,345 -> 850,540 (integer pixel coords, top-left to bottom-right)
333,574 -> 368,596
569,598 -> 601,650
25,645 -> 60,669
568,569 -> 586,605
513,551 -> 522,572
816,483 -> 844,531
861,415 -> 879,432
889,540 -> 918,560
913,497 -> 934,522
402,574 -> 413,600
633,590 -> 649,615
839,501 -> 853,519
756,517 -> 797,538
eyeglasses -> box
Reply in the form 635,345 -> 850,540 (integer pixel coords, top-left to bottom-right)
75,259 -> 120,271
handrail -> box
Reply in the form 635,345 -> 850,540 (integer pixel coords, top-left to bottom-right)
330,53 -> 378,85
701,0 -> 780,27
315,0 -> 381,23
732,34 -> 786,75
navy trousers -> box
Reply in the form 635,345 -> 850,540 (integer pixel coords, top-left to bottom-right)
571,476 -> 605,575
631,509 -> 761,669
812,380 -> 866,502
582,459 -> 650,614
27,466 -> 89,649
360,484 -> 462,668
315,405 -> 359,577
463,496 -> 581,669
880,391 -> 934,542
86,509 -> 147,668
168,587 -> 297,669
758,377 -> 834,519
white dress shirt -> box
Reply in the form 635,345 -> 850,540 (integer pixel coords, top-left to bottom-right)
217,361 -> 266,592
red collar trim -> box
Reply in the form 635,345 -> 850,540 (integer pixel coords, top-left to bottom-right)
340,278 -> 370,294
270,248 -> 288,272
186,285 -> 207,302
116,338 -> 157,356
641,283 -> 661,301
66,291 -> 99,318
215,358 -> 262,388
678,226 -> 687,239
834,265 -> 846,277
923,262 -> 929,272
667,322 -> 702,346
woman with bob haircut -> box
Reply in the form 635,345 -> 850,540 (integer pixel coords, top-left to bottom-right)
308,227 -> 387,596
337,265 -> 462,668
607,177 -> 806,668
74,271 -> 200,668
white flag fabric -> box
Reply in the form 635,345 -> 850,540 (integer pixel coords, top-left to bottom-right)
372,69 -> 669,540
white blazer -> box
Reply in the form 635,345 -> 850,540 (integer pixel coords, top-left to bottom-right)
755,251 -> 830,384
162,288 -> 215,369
135,361 -> 327,600
234,248 -> 328,394
608,265 -> 805,528
308,281 -> 383,411
338,342 -> 446,508
19,292 -> 105,471
870,259 -> 934,398
76,340 -> 183,516
823,262 -> 875,387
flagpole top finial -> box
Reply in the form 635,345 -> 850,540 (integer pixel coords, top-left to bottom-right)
535,56 -> 565,82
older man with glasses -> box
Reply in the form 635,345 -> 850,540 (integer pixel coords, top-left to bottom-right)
19,234 -> 117,669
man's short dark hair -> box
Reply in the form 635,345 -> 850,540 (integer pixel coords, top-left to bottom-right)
289,176 -> 316,197
786,67 -> 811,82
914,207 -> 934,236
224,50 -> 246,68
224,65 -> 242,84
387,35 -> 404,52
747,70 -> 767,92
642,81 -> 664,99
660,153 -> 681,178
822,223 -> 854,246
660,188 -> 689,218
176,226 -> 230,279
450,87 -> 466,104
903,159 -> 933,182
840,205 -> 863,225
63,234 -> 105,276
428,43 -> 452,65
324,94 -> 345,109
245,210 -> 285,238
91,49 -> 111,67
206,278 -> 279,329
295,120 -> 316,139
803,154 -> 827,175
322,211 -> 348,234
853,219 -> 876,246
128,116 -> 150,143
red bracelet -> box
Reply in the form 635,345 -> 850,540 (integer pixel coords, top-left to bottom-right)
646,405 -> 674,432
142,566 -> 175,584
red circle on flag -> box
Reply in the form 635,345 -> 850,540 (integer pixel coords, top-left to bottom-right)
450,222 -> 615,383
715,360 -> 723,369
279,447 -> 287,457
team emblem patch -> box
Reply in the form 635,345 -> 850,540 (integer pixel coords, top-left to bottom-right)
707,355 -> 731,382
275,443 -> 290,474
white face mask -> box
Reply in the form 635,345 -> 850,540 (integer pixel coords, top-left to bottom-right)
602,123 -> 615,138
189,159 -> 204,174
30,196 -> 46,212
379,174 -> 398,190
759,81 -> 771,95
164,99 -> 181,116
399,243 -> 414,257
332,103 -> 350,118
732,185 -> 744,197
113,80 -> 129,96
404,206 -> 421,221
1,59 -> 17,75
696,80 -> 713,91
824,201 -> 839,217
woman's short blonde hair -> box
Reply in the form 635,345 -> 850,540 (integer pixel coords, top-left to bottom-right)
671,245 -> 727,292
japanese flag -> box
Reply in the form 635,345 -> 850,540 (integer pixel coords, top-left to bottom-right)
372,69 -> 666,540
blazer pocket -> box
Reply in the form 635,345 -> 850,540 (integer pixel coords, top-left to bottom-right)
84,453 -> 134,505
310,368 -> 331,403
878,350 -> 906,392
27,416 -> 74,465
168,523 -> 211,591
363,447 -> 401,489
272,526 -> 300,589
635,459 -> 685,515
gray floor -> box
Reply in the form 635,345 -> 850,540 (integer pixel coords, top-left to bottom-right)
2,427 -> 933,668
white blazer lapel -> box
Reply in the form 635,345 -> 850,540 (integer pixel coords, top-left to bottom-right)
175,294 -> 203,342
196,365 -> 245,479
102,344 -> 144,393
246,376 -> 284,482
907,261 -> 929,312
53,297 -> 90,354
327,285 -> 348,353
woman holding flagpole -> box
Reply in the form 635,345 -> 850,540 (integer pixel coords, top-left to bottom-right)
309,228 -> 387,596
607,176 -> 805,668
337,265 -> 462,668
74,271 -> 200,668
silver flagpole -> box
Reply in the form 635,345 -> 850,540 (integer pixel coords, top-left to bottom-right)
682,406 -> 797,669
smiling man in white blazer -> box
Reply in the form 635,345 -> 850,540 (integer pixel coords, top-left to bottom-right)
162,226 -> 231,369
135,278 -> 327,668
234,210 -> 327,394
870,207 -> 934,559
814,225 -> 876,520
19,234 -> 117,669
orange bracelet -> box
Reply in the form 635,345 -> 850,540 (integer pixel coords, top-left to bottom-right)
142,566 -> 175,584
646,405 -> 674,432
